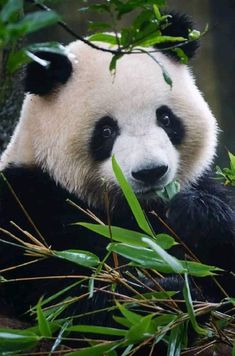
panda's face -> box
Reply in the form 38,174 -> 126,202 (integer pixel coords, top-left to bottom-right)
89,106 -> 182,197
1,41 -> 218,208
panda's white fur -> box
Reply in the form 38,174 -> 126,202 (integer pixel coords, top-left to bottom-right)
0,41 -> 218,207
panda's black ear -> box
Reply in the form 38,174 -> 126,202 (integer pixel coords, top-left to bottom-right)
155,12 -> 200,61
25,51 -> 73,95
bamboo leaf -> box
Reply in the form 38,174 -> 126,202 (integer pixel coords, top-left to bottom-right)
78,223 -> 176,249
7,10 -> 60,36
142,237 -> 184,273
36,300 -> 52,337
68,325 -> 127,336
112,156 -> 153,236
116,302 -> 142,325
0,0 -> 23,22
126,314 -> 155,343
88,33 -> 118,45
108,243 -> 219,276
54,249 -> 99,268
0,329 -> 40,353
66,340 -> 120,355
137,34 -> 186,48
183,274 -> 208,336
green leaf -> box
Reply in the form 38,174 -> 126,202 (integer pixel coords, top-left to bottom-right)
108,243 -> 177,273
183,274 -> 208,336
88,21 -> 111,32
226,297 -> 235,305
126,314 -> 155,343
66,340 -> 119,356
78,223 -> 176,250
7,41 -> 63,74
172,48 -> 189,64
137,34 -> 186,48
167,324 -> 184,356
108,243 -> 219,276
162,67 -> 172,88
0,0 -> 22,23
188,29 -> 201,40
153,314 -> 177,328
68,325 -> 127,336
7,49 -> 29,73
153,4 -> 161,21
27,42 -> 66,54
36,300 -> 52,337
54,249 -> 100,268
88,33 -> 118,45
0,329 -> 40,353
112,156 -> 153,236
120,28 -> 134,47
113,316 -> 132,328
156,181 -> 180,201
7,10 -> 60,36
142,237 -> 184,273
181,260 -> 222,277
154,234 -> 177,249
116,302 -> 142,325
228,152 -> 235,171
109,53 -> 123,73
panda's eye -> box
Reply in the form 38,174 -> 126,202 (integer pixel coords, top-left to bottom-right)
157,113 -> 171,127
90,116 -> 120,162
102,125 -> 113,138
156,105 -> 185,146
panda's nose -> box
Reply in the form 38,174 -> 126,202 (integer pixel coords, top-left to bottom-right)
132,165 -> 168,184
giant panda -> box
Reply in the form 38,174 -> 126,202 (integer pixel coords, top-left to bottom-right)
0,12 -> 234,354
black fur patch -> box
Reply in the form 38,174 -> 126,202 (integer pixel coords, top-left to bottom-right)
156,105 -> 185,145
156,12 -> 200,61
25,51 -> 73,95
89,116 -> 120,161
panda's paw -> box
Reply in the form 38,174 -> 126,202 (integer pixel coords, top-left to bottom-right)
166,190 -> 235,270
167,189 -> 235,238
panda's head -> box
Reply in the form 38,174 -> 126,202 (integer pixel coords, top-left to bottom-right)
0,14 -> 218,208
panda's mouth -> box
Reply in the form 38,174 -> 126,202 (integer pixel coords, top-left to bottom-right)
135,186 -> 164,198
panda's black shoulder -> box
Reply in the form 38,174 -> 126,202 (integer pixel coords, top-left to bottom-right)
0,165 -> 97,252
0,165 -> 73,226
192,172 -> 232,203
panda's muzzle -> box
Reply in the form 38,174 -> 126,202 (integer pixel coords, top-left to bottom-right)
132,165 -> 168,185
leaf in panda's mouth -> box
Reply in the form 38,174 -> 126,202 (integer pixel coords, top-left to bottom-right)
155,180 -> 181,202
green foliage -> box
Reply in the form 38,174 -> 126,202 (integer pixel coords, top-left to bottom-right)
183,274 -> 208,336
216,152 -> 235,186
53,249 -> 100,268
156,180 -> 180,202
0,157 -> 231,354
0,0 -> 202,86
82,0 -> 203,77
36,300 -> 52,337
112,155 -> 153,236
0,329 -> 40,353
0,0 -> 61,74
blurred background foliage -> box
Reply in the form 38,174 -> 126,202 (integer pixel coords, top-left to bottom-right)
0,0 -> 234,164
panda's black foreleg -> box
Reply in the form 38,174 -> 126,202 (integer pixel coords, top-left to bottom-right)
166,181 -> 235,299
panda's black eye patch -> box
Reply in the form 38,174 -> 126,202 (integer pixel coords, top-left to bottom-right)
90,116 -> 120,162
156,105 -> 185,145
